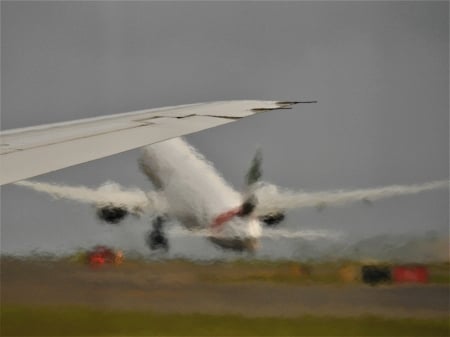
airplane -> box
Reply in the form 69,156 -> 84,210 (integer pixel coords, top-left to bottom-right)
1,100 -> 447,252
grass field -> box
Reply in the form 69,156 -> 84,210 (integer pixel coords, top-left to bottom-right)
1,306 -> 449,336
2,257 -> 449,336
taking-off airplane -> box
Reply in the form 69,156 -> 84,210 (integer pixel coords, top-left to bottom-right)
1,101 -> 447,251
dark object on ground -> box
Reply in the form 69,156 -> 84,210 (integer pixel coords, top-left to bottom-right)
361,265 -> 392,285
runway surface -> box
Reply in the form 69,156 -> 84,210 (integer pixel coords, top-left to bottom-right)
1,258 -> 448,318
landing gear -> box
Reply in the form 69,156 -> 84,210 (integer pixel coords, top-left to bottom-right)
146,216 -> 169,251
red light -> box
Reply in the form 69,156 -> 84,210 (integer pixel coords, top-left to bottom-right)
393,266 -> 428,283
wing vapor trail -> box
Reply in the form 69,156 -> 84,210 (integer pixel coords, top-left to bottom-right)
255,180 -> 448,215
169,227 -> 340,240
261,229 -> 342,240
14,180 -> 167,213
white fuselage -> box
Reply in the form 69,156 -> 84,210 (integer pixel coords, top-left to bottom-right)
140,138 -> 262,248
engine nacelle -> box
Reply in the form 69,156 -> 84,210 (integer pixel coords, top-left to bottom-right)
96,205 -> 129,224
259,212 -> 285,226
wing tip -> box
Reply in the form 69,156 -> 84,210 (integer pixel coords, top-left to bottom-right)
276,100 -> 318,105
251,100 -> 317,112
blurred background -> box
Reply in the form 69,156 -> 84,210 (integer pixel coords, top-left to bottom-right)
1,1 -> 448,261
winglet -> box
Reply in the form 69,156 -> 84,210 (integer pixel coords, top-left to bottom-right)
252,100 -> 317,112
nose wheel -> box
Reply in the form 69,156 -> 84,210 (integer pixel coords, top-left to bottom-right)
146,216 -> 169,251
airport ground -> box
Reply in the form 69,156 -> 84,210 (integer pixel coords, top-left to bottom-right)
1,257 -> 449,336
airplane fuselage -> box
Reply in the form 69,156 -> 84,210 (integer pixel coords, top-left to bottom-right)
140,138 -> 262,250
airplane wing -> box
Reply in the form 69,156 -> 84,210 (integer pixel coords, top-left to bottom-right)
14,180 -> 167,215
254,180 -> 448,216
0,100 -> 308,185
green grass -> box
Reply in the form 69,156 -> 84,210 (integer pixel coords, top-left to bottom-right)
428,262 -> 450,284
1,306 -> 448,336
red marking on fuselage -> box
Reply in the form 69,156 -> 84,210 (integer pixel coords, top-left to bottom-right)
211,206 -> 242,231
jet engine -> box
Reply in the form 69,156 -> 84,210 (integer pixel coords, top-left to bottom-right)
259,212 -> 285,226
96,205 -> 129,224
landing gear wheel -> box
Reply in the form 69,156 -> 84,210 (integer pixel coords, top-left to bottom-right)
146,216 -> 169,251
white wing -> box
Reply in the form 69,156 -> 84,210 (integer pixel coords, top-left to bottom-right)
254,180 -> 448,215
14,180 -> 167,215
0,100 -> 303,185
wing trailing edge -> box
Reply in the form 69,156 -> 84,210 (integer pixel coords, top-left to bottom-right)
0,100 -> 306,185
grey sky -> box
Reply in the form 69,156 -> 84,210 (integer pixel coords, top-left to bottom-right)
1,1 -> 448,258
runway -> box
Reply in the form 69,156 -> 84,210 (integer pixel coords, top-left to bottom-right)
1,257 -> 448,318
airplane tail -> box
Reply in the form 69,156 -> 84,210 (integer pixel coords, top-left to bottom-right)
212,149 -> 285,231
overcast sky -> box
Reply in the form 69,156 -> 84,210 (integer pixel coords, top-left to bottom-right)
1,1 -> 448,259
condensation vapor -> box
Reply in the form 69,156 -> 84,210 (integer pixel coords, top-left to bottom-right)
254,180 -> 449,215
170,227 -> 341,240
13,170 -> 448,223
13,180 -> 167,214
